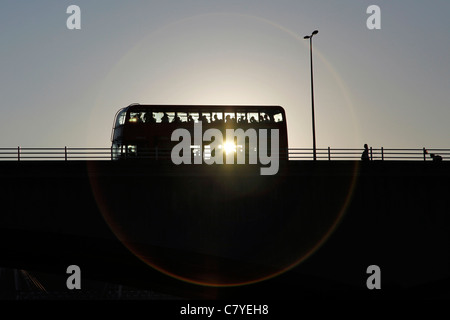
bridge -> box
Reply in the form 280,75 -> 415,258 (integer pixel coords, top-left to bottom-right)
0,149 -> 449,299
1,146 -> 449,161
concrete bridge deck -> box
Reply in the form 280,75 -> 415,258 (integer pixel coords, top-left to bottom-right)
0,160 -> 449,299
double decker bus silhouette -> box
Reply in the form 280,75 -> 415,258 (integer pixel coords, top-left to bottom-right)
111,104 -> 288,175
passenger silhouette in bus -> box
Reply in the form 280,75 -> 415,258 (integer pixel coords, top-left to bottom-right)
265,114 -> 272,123
187,115 -> 194,123
238,115 -> 247,124
172,116 -> 181,123
161,113 -> 169,123
213,114 -> 223,123
200,114 -> 208,123
361,144 -> 370,161
144,112 -> 155,123
250,116 -> 257,124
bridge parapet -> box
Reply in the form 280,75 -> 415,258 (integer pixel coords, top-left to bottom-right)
1,147 -> 449,161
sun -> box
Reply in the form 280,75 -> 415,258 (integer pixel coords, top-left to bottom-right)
223,141 -> 237,155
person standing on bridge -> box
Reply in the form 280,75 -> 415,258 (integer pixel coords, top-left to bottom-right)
361,144 -> 370,161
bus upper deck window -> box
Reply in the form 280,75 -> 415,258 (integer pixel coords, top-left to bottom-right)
273,112 -> 283,123
153,112 -> 164,123
211,112 -> 223,123
129,112 -> 143,123
259,112 -> 273,123
188,112 -> 199,123
237,112 -> 247,124
177,112 -> 188,123
143,112 -> 156,123
166,112 -> 175,123
248,112 -> 259,124
224,112 -> 236,124
200,112 -> 211,123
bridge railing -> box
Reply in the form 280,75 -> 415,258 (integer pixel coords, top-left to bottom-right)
0,147 -> 111,161
288,147 -> 449,161
0,147 -> 448,161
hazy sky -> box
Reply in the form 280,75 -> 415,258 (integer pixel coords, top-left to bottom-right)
0,0 -> 449,150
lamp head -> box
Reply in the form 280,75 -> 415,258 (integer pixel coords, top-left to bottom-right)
303,35 -> 310,39
312,30 -> 319,35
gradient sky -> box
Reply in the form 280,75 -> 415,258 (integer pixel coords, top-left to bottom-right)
0,0 -> 449,151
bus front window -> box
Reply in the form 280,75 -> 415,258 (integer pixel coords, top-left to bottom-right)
115,110 -> 126,127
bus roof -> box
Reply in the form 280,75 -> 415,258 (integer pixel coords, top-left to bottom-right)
120,104 -> 285,114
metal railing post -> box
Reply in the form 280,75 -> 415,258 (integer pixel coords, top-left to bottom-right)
328,147 -> 331,160
18,146 -> 20,161
370,147 -> 373,161
423,147 -> 426,161
381,147 -> 384,161
65,146 -> 67,161
111,146 -> 113,160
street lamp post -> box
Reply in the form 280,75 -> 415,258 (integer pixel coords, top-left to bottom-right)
304,30 -> 318,160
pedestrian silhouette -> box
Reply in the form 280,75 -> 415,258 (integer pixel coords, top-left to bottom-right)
425,149 -> 443,162
361,144 -> 370,161
431,154 -> 443,161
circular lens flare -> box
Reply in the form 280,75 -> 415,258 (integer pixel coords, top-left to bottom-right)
88,12 -> 361,290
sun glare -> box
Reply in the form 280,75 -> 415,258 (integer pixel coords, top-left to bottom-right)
223,141 -> 237,155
